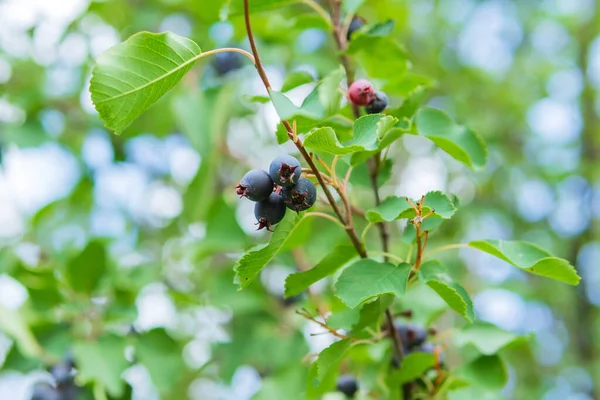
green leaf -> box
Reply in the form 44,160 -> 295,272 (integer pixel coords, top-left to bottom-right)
135,329 -> 186,393
454,322 -> 526,355
304,114 -> 398,156
306,361 -> 337,399
270,90 -> 324,120
415,108 -> 487,169
318,66 -> 345,115
335,260 -> 412,308
66,241 -> 107,294
426,280 -> 474,322
458,354 -> 508,390
316,338 -> 351,380
284,246 -> 356,297
235,214 -> 304,289
366,191 -> 456,223
397,352 -> 436,383
90,31 -> 202,134
418,261 -> 475,322
281,71 -> 314,92
347,35 -> 407,83
342,0 -> 365,14
73,334 -> 128,397
468,240 -> 581,285
0,306 -> 44,359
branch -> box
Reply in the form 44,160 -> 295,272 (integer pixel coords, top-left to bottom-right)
243,0 -> 366,258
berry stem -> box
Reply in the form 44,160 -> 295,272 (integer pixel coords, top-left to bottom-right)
243,0 -> 366,257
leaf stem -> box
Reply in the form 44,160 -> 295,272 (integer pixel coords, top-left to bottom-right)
422,243 -> 469,260
300,0 -> 333,28
360,222 -> 374,244
367,251 -> 405,264
199,47 -> 256,65
304,212 -> 347,230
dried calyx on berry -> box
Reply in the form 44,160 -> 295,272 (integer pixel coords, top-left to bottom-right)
365,91 -> 389,114
269,155 -> 302,187
236,169 -> 274,201
348,79 -> 375,106
281,177 -> 316,213
254,192 -> 287,231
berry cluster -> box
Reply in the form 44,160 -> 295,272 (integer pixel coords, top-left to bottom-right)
236,155 -> 316,231
31,356 -> 78,400
348,79 -> 389,114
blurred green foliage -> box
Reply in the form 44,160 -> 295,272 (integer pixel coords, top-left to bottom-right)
0,0 -> 598,399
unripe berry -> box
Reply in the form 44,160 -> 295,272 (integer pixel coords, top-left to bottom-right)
365,91 -> 389,114
348,79 -> 375,106
236,169 -> 274,201
269,155 -> 302,187
281,178 -> 316,213
254,192 -> 287,231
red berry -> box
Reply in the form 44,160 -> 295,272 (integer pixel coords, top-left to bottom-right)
348,79 -> 375,106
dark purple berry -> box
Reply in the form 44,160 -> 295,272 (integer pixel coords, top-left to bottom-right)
336,374 -> 359,398
254,192 -> 286,231
419,342 -> 445,366
213,51 -> 243,76
365,91 -> 388,114
31,383 -> 61,400
50,359 -> 74,387
281,177 -> 317,213
395,322 -> 428,348
236,169 -> 274,202
269,155 -> 301,187
347,16 -> 366,40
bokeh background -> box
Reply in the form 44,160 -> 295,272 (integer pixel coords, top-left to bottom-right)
0,0 -> 598,399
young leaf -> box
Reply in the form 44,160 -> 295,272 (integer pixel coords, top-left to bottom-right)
318,66 -> 345,115
454,322 -> 526,355
284,245 -> 356,297
468,240 -> 581,285
90,31 -> 202,134
316,339 -> 352,380
73,334 -> 129,397
366,191 -> 456,223
235,214 -> 304,289
304,114 -> 398,156
418,261 -> 475,322
66,241 -> 107,294
415,108 -> 487,169
335,260 -> 412,308
281,71 -> 315,92
270,90 -> 324,120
